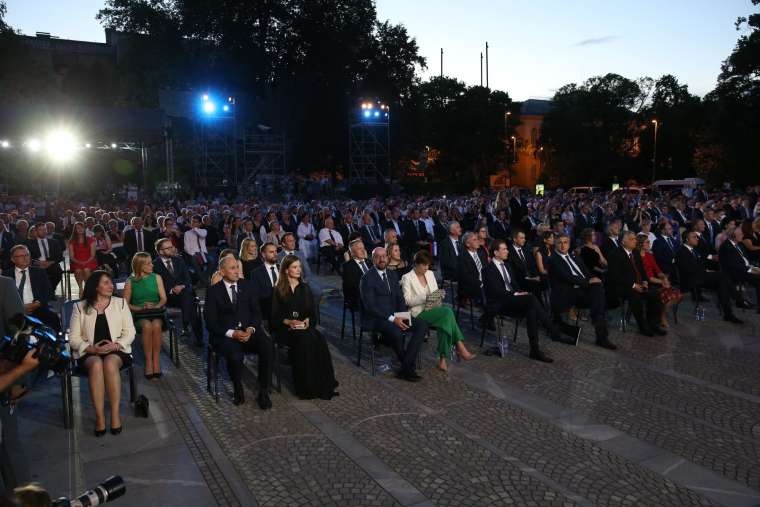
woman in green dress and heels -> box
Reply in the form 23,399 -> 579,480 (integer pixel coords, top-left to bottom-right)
400,251 -> 476,371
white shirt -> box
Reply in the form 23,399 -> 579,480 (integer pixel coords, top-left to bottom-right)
36,238 -> 50,261
297,222 -> 316,240
14,266 -> 34,305
263,262 -> 278,286
729,240 -> 752,270
221,279 -> 251,338
449,236 -> 460,256
354,258 -> 371,274
561,253 -> 584,278
184,228 -> 208,260
318,228 -> 344,248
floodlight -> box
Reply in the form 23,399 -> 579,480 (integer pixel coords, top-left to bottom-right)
203,101 -> 216,114
110,142 -> 118,149
0,140 -> 9,149
363,111 -> 371,118
223,105 -> 230,112
26,139 -> 41,152
45,129 -> 80,163
202,94 -> 209,101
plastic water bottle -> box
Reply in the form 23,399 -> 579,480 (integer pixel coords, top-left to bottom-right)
499,336 -> 509,357
377,359 -> 392,373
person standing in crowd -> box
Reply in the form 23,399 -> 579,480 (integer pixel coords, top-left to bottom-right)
69,271 -> 135,437
401,251 -> 475,371
271,255 -> 338,399
68,222 -> 97,296
123,252 -> 167,379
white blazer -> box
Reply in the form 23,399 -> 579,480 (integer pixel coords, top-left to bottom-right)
400,269 -> 439,317
69,297 -> 136,359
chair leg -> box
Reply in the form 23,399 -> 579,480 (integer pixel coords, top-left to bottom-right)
369,337 -> 376,376
513,318 -> 520,343
341,305 -> 346,342
672,302 -> 679,324
273,343 -> 282,394
356,328 -> 364,367
128,365 -> 137,403
469,300 -> 475,330
61,371 -> 72,430
206,347 -> 213,393
213,353 -> 220,403
479,321 -> 487,348
351,310 -> 357,342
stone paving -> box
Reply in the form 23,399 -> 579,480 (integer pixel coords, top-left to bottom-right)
15,271 -> 760,506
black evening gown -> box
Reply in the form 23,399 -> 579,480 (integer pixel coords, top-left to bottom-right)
272,282 -> 339,400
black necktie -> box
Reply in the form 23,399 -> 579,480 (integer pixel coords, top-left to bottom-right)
500,263 -> 513,292
166,259 -> 174,274
517,248 -> 526,264
17,270 -> 26,299
360,261 -> 369,274
329,230 -> 336,243
270,266 -> 278,286
382,272 -> 391,292
367,226 -> 376,242
230,284 -> 238,304
564,255 -> 582,277
41,239 -> 49,259
137,231 -> 143,251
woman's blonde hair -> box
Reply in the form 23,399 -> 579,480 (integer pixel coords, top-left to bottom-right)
239,238 -> 258,261
131,252 -> 152,279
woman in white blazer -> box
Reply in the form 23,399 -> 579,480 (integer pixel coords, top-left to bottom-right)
70,271 -> 135,437
400,251 -> 475,371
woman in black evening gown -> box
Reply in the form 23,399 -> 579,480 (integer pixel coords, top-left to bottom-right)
272,255 -> 338,400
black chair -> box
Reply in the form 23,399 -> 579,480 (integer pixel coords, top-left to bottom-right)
341,299 -> 359,342
479,306 -> 521,358
60,299 -> 137,430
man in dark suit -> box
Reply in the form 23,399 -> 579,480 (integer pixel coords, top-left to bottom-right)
27,222 -> 63,296
153,238 -> 204,345
573,204 -> 594,240
360,247 -> 427,382
692,219 -> 719,271
489,209 -> 511,241
360,213 -> 383,253
403,209 -> 431,257
3,245 -> 60,331
606,232 -> 665,336
702,208 -> 721,248
337,211 -> 359,244
438,221 -> 463,281
600,219 -> 623,261
251,242 -> 279,325
0,221 -> 15,271
676,231 -> 742,324
546,234 -> 615,349
204,256 -> 274,408
124,216 -> 155,261
457,232 -> 487,302
342,238 -> 371,310
652,222 -> 678,277
508,229 -> 542,299
484,240 -> 564,362
718,227 -> 760,312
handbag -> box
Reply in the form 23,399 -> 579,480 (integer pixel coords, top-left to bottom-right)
134,307 -> 166,321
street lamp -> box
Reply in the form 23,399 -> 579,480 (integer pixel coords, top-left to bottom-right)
651,119 -> 659,183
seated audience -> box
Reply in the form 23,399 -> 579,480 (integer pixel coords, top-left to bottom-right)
3,245 -> 60,331
578,228 -> 608,277
637,233 -> 683,328
68,222 -> 97,296
27,221 -> 64,294
238,239 -> 262,279
438,221 -> 463,281
296,213 -> 318,261
318,217 -> 345,274
718,226 -> 760,312
385,242 -> 409,275
251,242 -> 279,324
278,232 -> 311,278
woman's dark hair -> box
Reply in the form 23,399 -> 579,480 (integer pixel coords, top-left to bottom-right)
413,250 -> 432,266
69,221 -> 86,244
93,224 -> 106,237
274,254 -> 303,298
740,219 -> 753,238
82,270 -> 113,310
580,228 -> 595,244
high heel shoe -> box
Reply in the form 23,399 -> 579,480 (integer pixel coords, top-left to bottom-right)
110,426 -> 122,435
94,428 -> 106,437
151,372 -> 163,379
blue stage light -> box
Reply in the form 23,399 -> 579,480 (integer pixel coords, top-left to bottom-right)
364,111 -> 371,118
223,105 -> 230,112
203,101 -> 216,114
374,111 -> 380,117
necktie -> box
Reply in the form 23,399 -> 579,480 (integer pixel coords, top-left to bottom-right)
347,224 -> 353,234
166,259 -> 174,274
270,266 -> 278,286
360,261 -> 369,274
564,255 -> 583,277
41,239 -> 49,259
500,263 -> 513,292
367,226 -> 376,242
517,247 -> 526,264
735,243 -> 750,267
382,272 -> 391,292
137,231 -> 143,251
666,237 -> 673,252
452,240 -> 459,256
17,270 -> 26,299
473,252 -> 483,272
230,284 -> 238,304
329,230 -> 336,243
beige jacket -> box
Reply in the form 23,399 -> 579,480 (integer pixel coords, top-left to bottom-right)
400,269 -> 439,317
69,297 -> 136,359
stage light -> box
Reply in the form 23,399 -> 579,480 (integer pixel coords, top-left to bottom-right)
202,94 -> 209,101
363,111 -> 371,118
374,111 -> 380,117
222,105 -> 230,112
44,128 -> 80,163
203,101 -> 216,114
84,143 -> 92,149
110,142 -> 117,149
0,140 -> 9,149
228,96 -> 233,102
384,113 -> 389,118
25,139 -> 41,152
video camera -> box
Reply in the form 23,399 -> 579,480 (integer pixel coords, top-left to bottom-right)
52,476 -> 125,507
0,314 -> 69,375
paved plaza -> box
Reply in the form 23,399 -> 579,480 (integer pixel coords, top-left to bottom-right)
16,272 -> 760,506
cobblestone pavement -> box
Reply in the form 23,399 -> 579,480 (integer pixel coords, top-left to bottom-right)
142,273 -> 760,506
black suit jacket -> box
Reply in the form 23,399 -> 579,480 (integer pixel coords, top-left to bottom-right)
675,246 -> 705,292
359,268 -> 405,330
360,224 -> 383,249
0,232 -> 15,270
482,261 -> 523,315
251,264 -> 277,321
489,220 -> 510,241
153,256 -> 193,292
457,249 -> 487,299
338,223 -> 360,243
403,220 -> 430,248
342,258 -> 369,308
545,251 -> 593,312
508,244 -> 538,284
2,266 -> 53,305
652,235 -> 677,275
600,236 -> 622,261
695,232 -> 716,258
718,240 -> 753,281
204,279 -> 263,347
438,237 -> 462,280
124,228 -> 156,259
27,237 -> 64,264
606,249 -> 648,304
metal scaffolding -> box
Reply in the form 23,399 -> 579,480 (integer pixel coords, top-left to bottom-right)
242,128 -> 286,185
349,107 -> 390,184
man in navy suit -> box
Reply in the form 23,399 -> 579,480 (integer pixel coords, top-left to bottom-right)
204,256 -> 274,408
27,222 -> 64,298
153,238 -> 204,345
652,221 -> 678,277
718,227 -> 760,312
250,242 -> 279,325
3,245 -> 60,331
360,247 -> 428,382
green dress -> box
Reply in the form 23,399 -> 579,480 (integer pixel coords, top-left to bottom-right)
129,273 -> 161,325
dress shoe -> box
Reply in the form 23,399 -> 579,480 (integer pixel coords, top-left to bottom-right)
736,300 -> 755,310
724,314 -> 744,324
110,426 -> 122,435
652,327 -> 667,336
395,370 -> 421,382
595,339 -> 618,350
528,349 -> 554,363
233,382 -> 245,406
257,391 -> 272,410
94,427 -> 106,438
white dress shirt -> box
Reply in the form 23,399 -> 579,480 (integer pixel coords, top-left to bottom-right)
15,266 -> 34,304
184,227 -> 208,260
318,228 -> 344,248
36,238 -> 50,261
221,279 -> 251,338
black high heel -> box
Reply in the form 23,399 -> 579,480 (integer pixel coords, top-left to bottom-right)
110,426 -> 122,435
94,428 -> 106,437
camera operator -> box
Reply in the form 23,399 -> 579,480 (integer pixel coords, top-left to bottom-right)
0,274 -> 34,491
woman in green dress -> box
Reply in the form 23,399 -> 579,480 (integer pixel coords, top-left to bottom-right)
400,251 -> 476,371
123,252 -> 167,379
